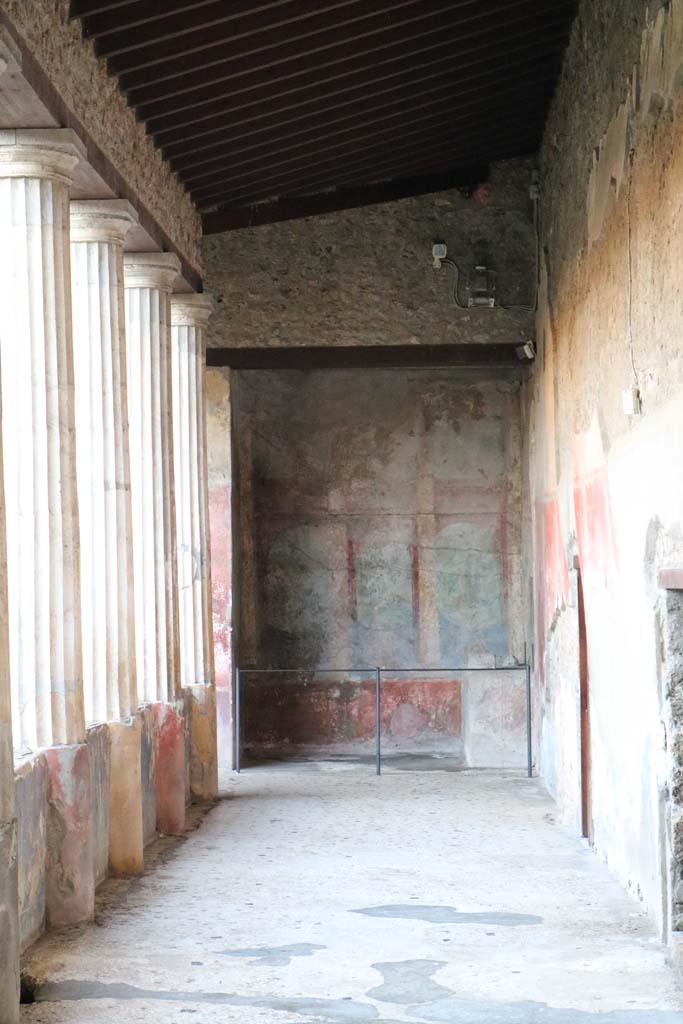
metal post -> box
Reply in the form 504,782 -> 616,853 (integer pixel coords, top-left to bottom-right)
525,661 -> 532,778
235,666 -> 241,773
375,667 -> 381,776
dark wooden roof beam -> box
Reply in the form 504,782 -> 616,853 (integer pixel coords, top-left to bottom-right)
195,118 -> 543,211
121,0 -> 573,100
110,0 -> 456,78
172,65 -> 557,183
189,99 -> 545,204
205,345 -> 526,368
153,30 -> 567,149
75,0 -> 222,36
96,0 -> 365,58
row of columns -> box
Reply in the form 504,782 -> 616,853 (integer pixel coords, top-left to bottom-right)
0,128 -> 214,1015
0,129 -> 214,750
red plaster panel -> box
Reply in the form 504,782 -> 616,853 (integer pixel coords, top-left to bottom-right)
243,677 -> 462,753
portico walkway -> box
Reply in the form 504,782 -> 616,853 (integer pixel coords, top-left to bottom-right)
21,766 -> 683,1023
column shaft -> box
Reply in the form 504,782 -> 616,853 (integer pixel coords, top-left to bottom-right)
71,200 -> 138,723
124,254 -> 181,704
171,295 -> 214,688
0,129 -> 85,751
0,296 -> 19,1021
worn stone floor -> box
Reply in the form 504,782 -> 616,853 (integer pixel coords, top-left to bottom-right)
21,763 -> 683,1023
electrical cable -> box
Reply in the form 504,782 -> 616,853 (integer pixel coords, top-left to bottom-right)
439,257 -> 468,309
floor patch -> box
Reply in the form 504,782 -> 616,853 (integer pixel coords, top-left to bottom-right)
353,905 -> 542,926
218,942 -> 325,966
408,997 -> 683,1023
368,961 -> 452,1005
34,979 -> 378,1022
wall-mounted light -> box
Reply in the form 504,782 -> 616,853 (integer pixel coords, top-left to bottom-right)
516,341 -> 536,361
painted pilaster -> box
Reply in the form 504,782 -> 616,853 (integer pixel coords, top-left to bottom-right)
70,200 -> 138,724
123,253 -> 181,705
206,366 -> 234,780
0,128 -> 86,754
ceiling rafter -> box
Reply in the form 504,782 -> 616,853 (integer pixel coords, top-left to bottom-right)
69,0 -> 578,230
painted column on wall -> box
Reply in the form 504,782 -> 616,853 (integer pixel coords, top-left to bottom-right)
206,366 -> 234,778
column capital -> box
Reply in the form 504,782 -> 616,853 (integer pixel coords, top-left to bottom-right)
123,252 -> 181,292
171,292 -> 213,328
0,128 -> 85,184
70,199 -> 138,246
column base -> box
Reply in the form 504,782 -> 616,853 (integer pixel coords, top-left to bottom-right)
45,744 -> 94,928
0,818 -> 19,1024
154,703 -> 186,835
186,684 -> 218,800
108,720 -> 144,875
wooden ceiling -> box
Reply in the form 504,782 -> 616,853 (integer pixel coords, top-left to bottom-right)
70,0 -> 577,233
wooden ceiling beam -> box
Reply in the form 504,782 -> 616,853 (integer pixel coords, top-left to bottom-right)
153,30 -> 566,149
205,344 -> 526,368
96,0 -> 363,56
190,104 -> 543,206
172,66 -> 557,184
121,0 -> 572,99
195,120 -> 541,211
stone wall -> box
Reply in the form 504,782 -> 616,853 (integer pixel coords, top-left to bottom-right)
234,367 -> 525,760
2,0 -> 201,273
204,159 -> 535,349
528,0 -> 683,936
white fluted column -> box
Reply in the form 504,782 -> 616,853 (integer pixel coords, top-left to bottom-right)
0,335 -> 19,1020
70,200 -> 138,724
124,253 -> 181,705
0,128 -> 86,752
170,294 -> 214,689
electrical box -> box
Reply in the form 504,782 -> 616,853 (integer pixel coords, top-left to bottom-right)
432,241 -> 447,268
622,386 -> 642,416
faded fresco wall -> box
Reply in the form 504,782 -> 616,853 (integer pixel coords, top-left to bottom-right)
203,159 -> 535,350
528,0 -> 683,939
235,367 -> 525,758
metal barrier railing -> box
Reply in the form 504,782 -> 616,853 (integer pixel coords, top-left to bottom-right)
234,658 -> 532,778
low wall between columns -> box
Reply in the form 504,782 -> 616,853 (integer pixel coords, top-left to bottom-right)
13,690 -> 217,952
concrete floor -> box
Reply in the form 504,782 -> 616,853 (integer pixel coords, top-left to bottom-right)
21,763 -> 683,1023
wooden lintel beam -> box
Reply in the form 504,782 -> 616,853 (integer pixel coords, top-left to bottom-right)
206,343 -> 527,371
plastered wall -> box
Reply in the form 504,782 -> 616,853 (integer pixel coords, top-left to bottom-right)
528,0 -> 683,936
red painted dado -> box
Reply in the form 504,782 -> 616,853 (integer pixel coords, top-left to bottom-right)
243,677 -> 462,753
153,704 -> 186,836
535,495 -> 570,675
44,744 -> 94,927
573,470 -> 619,595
